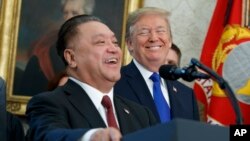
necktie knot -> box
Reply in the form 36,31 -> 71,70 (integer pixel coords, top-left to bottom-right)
101,95 -> 112,109
150,73 -> 161,82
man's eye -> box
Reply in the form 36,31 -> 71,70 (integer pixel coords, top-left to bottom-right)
138,30 -> 150,35
113,41 -> 118,45
157,29 -> 167,33
113,41 -> 120,47
96,40 -> 105,44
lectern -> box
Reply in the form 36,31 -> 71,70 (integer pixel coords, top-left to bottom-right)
123,118 -> 229,141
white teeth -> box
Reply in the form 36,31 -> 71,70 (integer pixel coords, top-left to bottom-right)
105,58 -> 118,63
147,46 -> 160,48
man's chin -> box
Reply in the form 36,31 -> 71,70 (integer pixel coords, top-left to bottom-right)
109,75 -> 121,83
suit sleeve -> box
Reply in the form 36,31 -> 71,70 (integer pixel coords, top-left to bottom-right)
26,94 -> 88,141
7,112 -> 25,141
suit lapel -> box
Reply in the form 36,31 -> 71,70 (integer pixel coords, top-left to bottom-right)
166,80 -> 181,118
124,62 -> 160,120
114,96 -> 131,134
63,80 -> 106,128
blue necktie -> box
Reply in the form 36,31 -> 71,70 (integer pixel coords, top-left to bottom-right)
150,73 -> 171,123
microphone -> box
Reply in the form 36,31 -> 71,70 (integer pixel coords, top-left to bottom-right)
159,64 -> 210,82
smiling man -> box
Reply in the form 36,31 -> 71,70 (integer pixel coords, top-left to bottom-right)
114,7 -> 200,123
26,15 -> 157,141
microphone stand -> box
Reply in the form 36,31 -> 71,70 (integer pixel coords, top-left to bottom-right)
191,58 -> 243,125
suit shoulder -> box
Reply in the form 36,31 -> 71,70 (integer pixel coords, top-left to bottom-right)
171,80 -> 193,90
120,62 -> 135,73
120,65 -> 130,74
28,87 -> 64,103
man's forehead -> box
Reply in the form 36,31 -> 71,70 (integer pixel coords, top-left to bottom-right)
78,21 -> 106,30
78,22 -> 114,36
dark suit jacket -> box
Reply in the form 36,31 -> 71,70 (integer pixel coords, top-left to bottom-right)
26,79 -> 157,141
7,112 -> 25,141
114,61 -> 200,122
1,77 -> 25,141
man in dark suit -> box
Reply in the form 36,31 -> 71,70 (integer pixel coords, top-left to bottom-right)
114,7 -> 199,123
26,15 -> 157,141
0,77 -> 25,141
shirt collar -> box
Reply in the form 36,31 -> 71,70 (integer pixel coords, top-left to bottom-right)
133,59 -> 156,79
69,77 -> 114,110
133,59 -> 165,85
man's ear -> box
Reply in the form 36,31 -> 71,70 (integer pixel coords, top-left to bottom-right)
126,39 -> 134,53
64,49 -> 76,68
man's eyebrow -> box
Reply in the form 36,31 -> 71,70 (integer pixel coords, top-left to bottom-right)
92,34 -> 105,38
138,27 -> 150,30
156,26 -> 167,29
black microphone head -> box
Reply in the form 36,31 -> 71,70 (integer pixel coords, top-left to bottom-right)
182,65 -> 210,82
181,66 -> 197,82
191,58 -> 202,67
159,65 -> 180,80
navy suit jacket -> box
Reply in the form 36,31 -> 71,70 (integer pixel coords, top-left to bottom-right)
26,79 -> 157,141
114,61 -> 200,122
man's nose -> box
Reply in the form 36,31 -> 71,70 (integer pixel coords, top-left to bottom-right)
107,43 -> 120,53
148,31 -> 159,42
